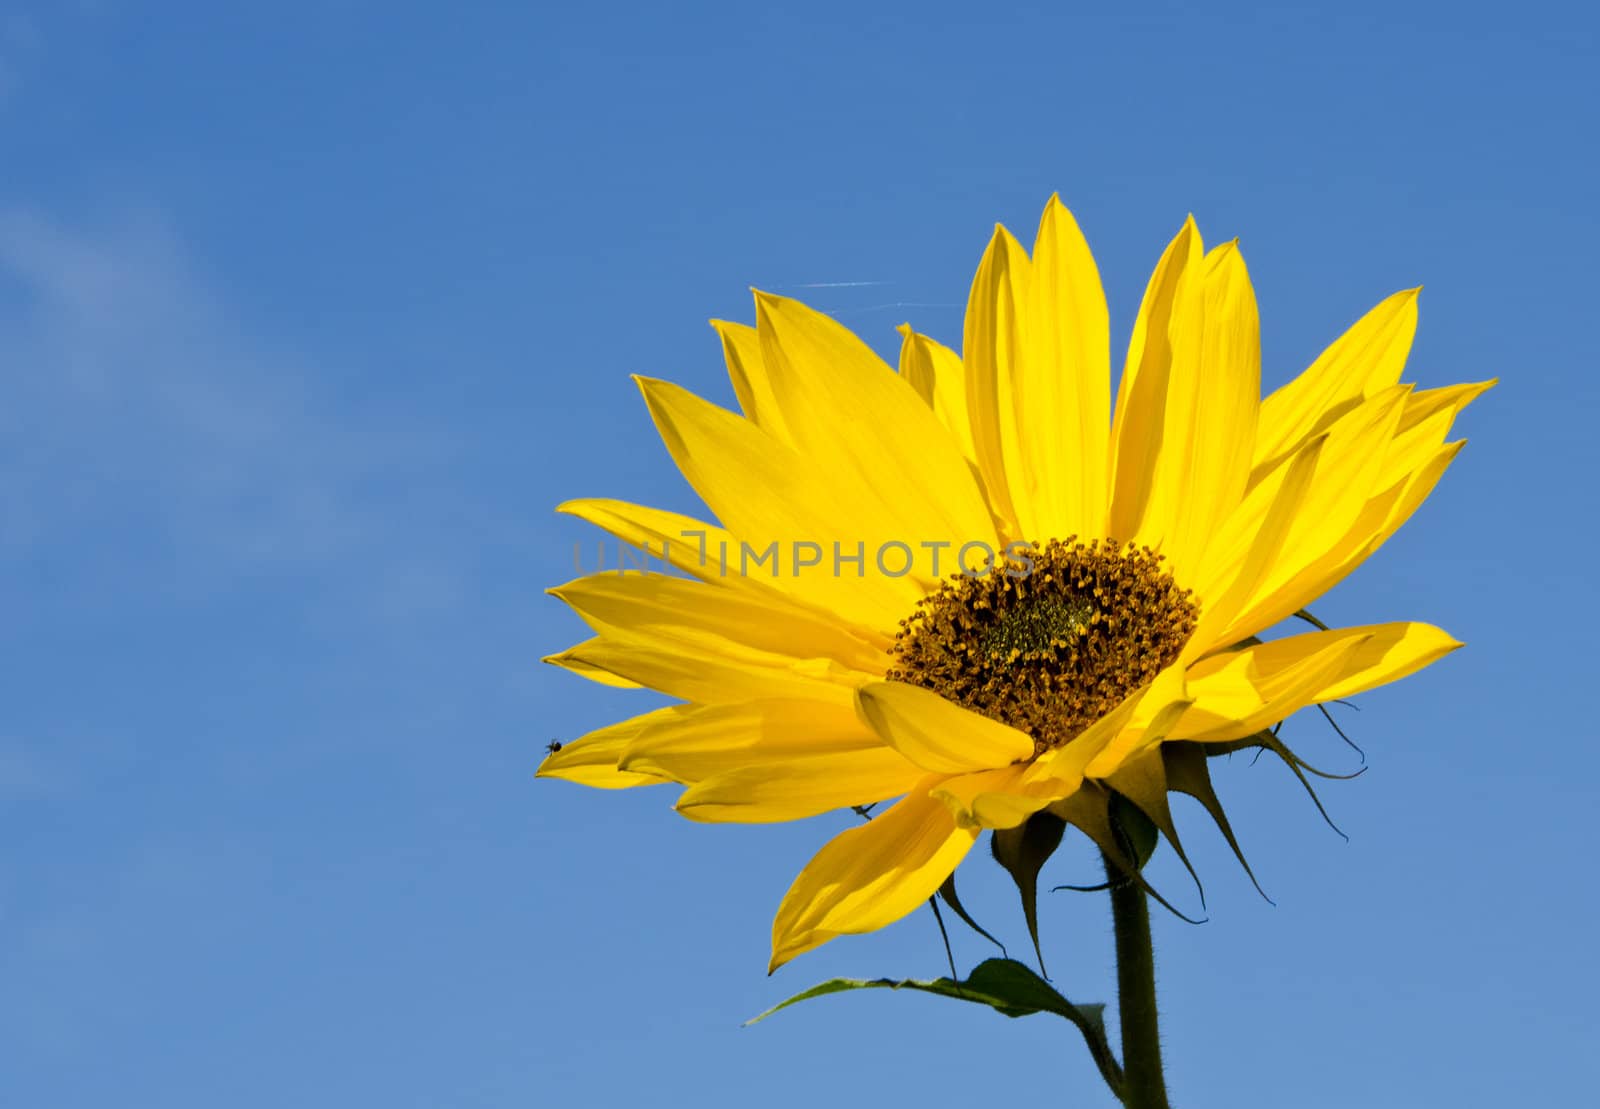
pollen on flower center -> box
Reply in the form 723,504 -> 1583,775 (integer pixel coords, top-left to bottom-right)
886,538 -> 1199,758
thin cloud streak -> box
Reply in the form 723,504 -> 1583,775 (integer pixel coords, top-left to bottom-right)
0,209 -> 457,587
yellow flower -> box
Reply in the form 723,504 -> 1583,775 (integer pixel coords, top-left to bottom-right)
539,195 -> 1490,971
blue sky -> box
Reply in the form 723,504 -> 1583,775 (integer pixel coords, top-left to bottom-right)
2,2 -> 1595,1106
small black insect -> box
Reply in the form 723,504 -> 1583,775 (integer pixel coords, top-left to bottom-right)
545,740 -> 563,755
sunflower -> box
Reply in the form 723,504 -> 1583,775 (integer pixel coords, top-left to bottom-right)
539,196 -> 1489,972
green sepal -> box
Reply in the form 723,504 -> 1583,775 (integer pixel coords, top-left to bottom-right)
1294,607 -> 1332,631
1105,748 -> 1205,902
990,811 -> 1066,976
1248,728 -> 1359,839
1163,740 -> 1271,902
1048,784 -> 1204,924
936,872 -> 1007,958
748,957 -> 1123,1098
1109,790 -> 1159,870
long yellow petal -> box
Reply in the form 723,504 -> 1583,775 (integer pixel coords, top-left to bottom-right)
752,291 -> 997,557
1377,379 -> 1492,488
1107,217 -> 1205,560
1314,621 -> 1462,700
677,748 -> 924,824
1293,441 -> 1468,618
1200,450 -> 1440,649
712,318 -> 794,445
1117,237 -> 1262,579
1174,622 -> 1461,742
1253,288 -> 1419,478
1397,379 -> 1495,434
1366,441 -> 1466,554
896,325 -> 979,464
1205,379 -> 1472,646
541,636 -> 642,688
1223,411 -> 1468,643
1017,195 -> 1110,541
962,225 -> 1030,539
1171,634 -> 1371,742
618,699 -> 884,782
550,572 -> 887,675
637,376 -> 920,631
558,498 -> 894,652
543,631 -> 863,706
1189,434 -> 1327,654
558,498 -> 743,585
1202,387 -> 1411,646
769,780 -> 978,970
855,680 -> 1035,774
1167,240 -> 1260,569
536,708 -> 678,788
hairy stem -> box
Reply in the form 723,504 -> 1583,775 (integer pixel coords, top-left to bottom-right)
1106,852 -> 1170,1109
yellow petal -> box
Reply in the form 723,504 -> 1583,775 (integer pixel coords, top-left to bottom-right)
557,498 -> 744,586
1114,237 -> 1263,579
1081,664 -> 1195,779
1169,240 -> 1261,566
1312,621 -> 1462,700
932,665 -> 1189,825
1366,440 -> 1466,555
769,780 -> 978,970
1172,633 -> 1371,742
1201,443 -> 1457,649
543,631 -> 862,706
961,225 -> 1031,539
676,747 -> 924,824
712,318 -> 793,445
1397,379 -> 1495,435
618,699 -> 884,782
1017,195 -> 1111,541
1107,217 -> 1205,558
896,325 -> 978,464
1200,386 -> 1411,647
855,680 -> 1035,774
752,291 -> 997,557
536,708 -> 678,788
1377,379 -> 1492,489
550,572 -> 887,675
541,636 -> 642,688
1205,383 -> 1471,645
1189,434 -> 1327,654
1253,288 -> 1419,479
1175,622 -> 1461,742
636,375 -> 920,631
558,498 -> 894,652
927,762 -> 1034,829
1378,407 -> 1457,491
1226,449 -> 1462,643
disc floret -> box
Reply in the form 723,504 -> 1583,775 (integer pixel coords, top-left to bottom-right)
887,538 -> 1198,756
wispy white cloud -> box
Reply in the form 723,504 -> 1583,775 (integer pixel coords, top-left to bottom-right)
0,207 -> 458,597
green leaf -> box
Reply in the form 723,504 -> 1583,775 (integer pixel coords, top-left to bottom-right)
748,958 -> 1122,1096
748,956 -> 1097,1025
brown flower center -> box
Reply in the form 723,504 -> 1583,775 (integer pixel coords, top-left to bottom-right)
885,538 -> 1198,757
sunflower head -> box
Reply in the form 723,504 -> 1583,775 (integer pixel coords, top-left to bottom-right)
539,194 -> 1490,971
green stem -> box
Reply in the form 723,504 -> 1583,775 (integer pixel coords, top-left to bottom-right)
1106,852 -> 1171,1109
